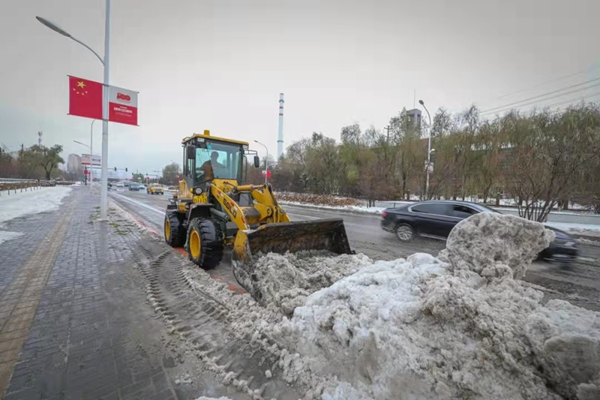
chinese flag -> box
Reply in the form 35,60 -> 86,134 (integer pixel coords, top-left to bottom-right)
69,76 -> 102,119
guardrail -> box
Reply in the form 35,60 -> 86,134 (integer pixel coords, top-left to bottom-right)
0,179 -> 72,196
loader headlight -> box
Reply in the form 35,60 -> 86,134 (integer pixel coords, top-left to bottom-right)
194,187 -> 203,195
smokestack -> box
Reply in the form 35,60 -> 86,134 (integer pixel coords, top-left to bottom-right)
277,93 -> 284,160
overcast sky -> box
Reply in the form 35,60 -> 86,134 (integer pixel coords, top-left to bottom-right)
1,0 -> 599,176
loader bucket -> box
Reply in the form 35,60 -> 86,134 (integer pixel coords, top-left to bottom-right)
232,218 -> 352,302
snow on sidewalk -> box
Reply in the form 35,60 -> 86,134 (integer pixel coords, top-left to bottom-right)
0,186 -> 72,244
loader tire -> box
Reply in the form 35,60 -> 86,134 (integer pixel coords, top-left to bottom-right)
164,211 -> 185,247
186,218 -> 223,270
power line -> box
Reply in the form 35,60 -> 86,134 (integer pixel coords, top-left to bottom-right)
517,92 -> 600,114
481,91 -> 600,118
481,77 -> 600,115
494,68 -> 592,100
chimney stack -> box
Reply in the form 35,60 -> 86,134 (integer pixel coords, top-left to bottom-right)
277,93 -> 284,160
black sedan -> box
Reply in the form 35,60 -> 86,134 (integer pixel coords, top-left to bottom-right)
381,201 -> 578,264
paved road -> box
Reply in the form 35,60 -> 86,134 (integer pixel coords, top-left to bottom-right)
109,190 -> 600,311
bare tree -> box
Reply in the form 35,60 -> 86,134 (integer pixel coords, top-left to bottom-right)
502,105 -> 600,221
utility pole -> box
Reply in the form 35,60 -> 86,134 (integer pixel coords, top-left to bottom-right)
419,99 -> 433,199
384,126 -> 391,143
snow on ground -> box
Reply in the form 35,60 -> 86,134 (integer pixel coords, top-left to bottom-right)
0,186 -> 72,244
0,186 -> 72,225
249,251 -> 373,315
176,211 -> 600,399
280,200 -> 386,215
546,222 -> 600,235
272,214 -> 600,399
0,231 -> 23,245
194,397 -> 232,400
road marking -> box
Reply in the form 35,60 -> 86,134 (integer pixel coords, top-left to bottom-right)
0,211 -> 72,394
111,193 -> 164,215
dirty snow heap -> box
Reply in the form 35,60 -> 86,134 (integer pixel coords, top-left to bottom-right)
277,213 -> 600,400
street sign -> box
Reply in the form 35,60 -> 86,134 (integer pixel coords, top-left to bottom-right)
82,154 -> 101,166
108,85 -> 138,126
262,170 -> 272,178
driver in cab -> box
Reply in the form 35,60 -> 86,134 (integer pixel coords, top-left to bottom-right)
199,151 -> 226,181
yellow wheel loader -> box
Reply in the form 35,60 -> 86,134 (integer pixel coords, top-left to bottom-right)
164,130 -> 352,301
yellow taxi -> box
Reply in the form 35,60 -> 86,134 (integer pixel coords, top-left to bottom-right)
147,184 -> 164,195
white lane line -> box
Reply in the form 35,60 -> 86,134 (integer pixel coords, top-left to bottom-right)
111,193 -> 165,215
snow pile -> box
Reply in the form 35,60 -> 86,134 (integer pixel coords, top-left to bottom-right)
251,251 -> 373,314
279,213 -> 600,400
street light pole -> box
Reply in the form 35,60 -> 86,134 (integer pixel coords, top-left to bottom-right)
419,100 -> 432,199
36,0 -> 111,219
90,119 -> 97,188
100,0 -> 111,219
254,140 -> 269,184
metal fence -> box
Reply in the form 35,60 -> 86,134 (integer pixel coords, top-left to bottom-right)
0,178 -> 75,196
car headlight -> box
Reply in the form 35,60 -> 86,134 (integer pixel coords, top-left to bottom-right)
565,241 -> 576,248
194,187 -> 203,195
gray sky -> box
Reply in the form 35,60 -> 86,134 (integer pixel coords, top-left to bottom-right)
1,0 -> 599,176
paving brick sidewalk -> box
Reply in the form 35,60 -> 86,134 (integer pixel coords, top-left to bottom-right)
0,187 -> 240,400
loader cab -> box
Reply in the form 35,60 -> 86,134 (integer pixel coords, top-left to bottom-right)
182,131 -> 255,193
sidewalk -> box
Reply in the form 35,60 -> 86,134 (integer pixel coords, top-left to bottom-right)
0,187 -> 241,400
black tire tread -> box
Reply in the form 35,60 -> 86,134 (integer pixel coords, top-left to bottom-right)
395,223 -> 415,242
165,211 -> 185,247
187,218 -> 224,270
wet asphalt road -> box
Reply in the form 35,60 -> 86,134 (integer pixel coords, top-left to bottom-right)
109,189 -> 600,311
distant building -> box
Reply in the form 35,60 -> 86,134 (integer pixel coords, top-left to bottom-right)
67,154 -> 82,174
406,108 -> 422,128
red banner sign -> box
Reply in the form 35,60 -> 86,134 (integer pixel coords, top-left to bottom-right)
68,77 -> 138,125
68,76 -> 102,119
108,85 -> 138,126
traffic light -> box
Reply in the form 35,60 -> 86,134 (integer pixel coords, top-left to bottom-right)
114,167 -> 117,171
125,168 -> 128,172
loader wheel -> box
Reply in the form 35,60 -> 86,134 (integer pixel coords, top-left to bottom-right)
186,218 -> 223,270
164,211 -> 185,247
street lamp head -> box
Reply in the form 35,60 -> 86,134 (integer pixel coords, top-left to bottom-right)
418,100 -> 425,106
36,16 -> 72,37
